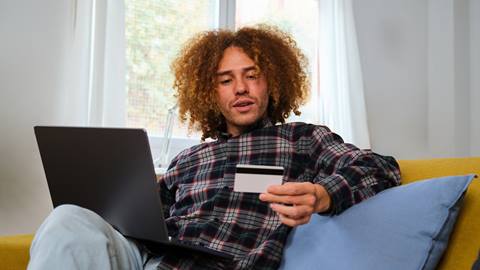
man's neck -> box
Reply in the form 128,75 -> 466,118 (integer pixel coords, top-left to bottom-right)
222,117 -> 273,139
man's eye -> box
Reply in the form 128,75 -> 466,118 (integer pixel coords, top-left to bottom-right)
220,79 -> 232,85
246,74 -> 258,80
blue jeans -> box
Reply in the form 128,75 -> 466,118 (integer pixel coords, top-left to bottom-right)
28,204 -> 161,270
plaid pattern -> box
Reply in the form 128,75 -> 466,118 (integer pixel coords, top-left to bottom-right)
155,120 -> 401,269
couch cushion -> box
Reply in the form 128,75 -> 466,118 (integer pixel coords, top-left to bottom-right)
0,234 -> 34,270
279,174 -> 475,270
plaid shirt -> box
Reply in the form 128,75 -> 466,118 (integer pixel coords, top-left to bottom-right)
155,119 -> 401,269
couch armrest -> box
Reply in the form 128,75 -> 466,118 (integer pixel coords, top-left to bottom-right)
0,234 -> 33,270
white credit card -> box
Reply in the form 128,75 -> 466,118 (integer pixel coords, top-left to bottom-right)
233,164 -> 284,193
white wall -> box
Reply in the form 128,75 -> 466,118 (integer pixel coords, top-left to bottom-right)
353,0 -> 429,158
353,0 -> 479,159
0,1 -> 73,235
471,0 -> 480,155
452,0 -> 471,157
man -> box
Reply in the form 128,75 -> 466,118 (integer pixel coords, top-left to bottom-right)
28,25 -> 400,269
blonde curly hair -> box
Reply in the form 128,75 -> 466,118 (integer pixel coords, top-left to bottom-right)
171,25 -> 309,140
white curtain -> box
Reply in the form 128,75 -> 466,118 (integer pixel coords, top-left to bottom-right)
0,0 -> 125,235
61,0 -> 125,127
316,0 -> 371,149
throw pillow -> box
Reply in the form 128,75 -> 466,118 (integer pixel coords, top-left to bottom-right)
279,174 -> 476,270
472,251 -> 480,270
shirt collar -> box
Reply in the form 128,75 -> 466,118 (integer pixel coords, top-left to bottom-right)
218,117 -> 273,141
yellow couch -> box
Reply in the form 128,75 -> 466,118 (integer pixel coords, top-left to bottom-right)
1,157 -> 479,270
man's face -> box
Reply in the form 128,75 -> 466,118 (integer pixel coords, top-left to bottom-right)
215,46 -> 269,136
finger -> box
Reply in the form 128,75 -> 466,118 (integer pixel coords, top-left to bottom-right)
267,182 -> 315,196
277,213 -> 311,227
259,193 -> 316,206
270,203 -> 313,219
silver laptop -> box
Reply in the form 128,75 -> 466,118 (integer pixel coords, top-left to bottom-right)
34,126 -> 233,260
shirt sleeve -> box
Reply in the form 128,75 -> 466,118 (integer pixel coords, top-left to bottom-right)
309,125 -> 401,215
156,150 -> 187,219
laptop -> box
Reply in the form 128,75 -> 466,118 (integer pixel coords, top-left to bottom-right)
34,126 -> 233,261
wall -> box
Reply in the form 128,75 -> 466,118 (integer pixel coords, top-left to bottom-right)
0,1 -> 73,235
471,0 -> 480,155
353,0 -> 429,158
353,0 -> 479,159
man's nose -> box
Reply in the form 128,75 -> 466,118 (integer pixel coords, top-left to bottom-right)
235,78 -> 248,95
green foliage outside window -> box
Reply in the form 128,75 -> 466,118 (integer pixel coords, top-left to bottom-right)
125,0 -> 216,136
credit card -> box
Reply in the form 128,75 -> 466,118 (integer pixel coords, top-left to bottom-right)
233,164 -> 284,193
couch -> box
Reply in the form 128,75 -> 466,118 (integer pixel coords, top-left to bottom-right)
1,157 -> 479,270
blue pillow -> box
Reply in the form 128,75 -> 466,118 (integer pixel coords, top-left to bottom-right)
473,251 -> 480,270
279,174 -> 476,270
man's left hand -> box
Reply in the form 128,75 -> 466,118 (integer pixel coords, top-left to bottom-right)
259,182 -> 331,227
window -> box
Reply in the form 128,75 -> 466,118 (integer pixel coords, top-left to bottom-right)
125,0 -> 219,167
124,0 -> 319,167
125,0 -> 218,137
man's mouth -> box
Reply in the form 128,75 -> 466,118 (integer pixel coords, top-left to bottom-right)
233,99 -> 255,107
232,99 -> 255,112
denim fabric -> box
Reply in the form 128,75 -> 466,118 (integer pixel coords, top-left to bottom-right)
28,204 -> 158,270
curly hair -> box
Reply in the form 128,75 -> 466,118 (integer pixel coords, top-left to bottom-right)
171,25 -> 309,140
